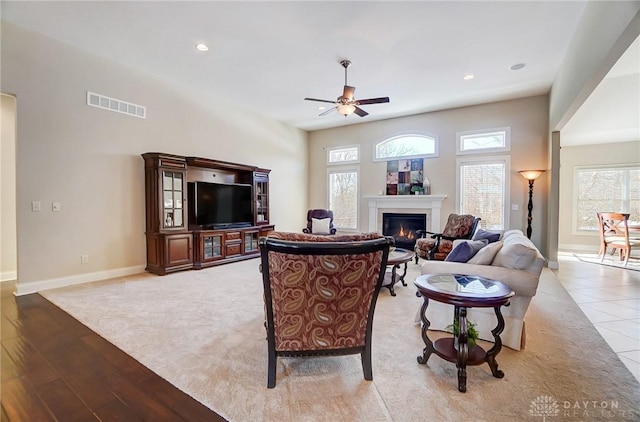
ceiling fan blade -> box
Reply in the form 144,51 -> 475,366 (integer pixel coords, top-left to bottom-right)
304,97 -> 337,104
342,85 -> 355,101
356,97 -> 390,105
319,107 -> 337,116
353,106 -> 369,117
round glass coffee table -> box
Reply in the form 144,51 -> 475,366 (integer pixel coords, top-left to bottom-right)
382,248 -> 415,296
414,273 -> 514,392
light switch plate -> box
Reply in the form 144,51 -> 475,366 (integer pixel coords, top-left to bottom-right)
511,204 -> 519,211
52,202 -> 61,212
31,201 -> 41,212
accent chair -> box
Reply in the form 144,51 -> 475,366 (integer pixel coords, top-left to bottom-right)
302,209 -> 337,235
414,213 -> 481,262
259,231 -> 392,388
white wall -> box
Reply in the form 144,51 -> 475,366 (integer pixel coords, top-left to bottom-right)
558,141 -> 640,252
1,94 -> 17,281
549,3 -> 640,131
308,95 -> 550,254
1,22 -> 308,294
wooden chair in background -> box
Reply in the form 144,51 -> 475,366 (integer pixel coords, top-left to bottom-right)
597,212 -> 640,267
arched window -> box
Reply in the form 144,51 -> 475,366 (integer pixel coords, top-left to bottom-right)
374,134 -> 438,161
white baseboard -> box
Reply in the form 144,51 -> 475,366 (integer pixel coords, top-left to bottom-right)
15,265 -> 146,296
558,244 -> 599,253
1,271 -> 17,282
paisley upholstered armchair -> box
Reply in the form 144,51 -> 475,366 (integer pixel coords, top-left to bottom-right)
414,213 -> 480,262
259,231 -> 392,388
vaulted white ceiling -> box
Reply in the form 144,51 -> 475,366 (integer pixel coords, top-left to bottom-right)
3,0 -> 635,143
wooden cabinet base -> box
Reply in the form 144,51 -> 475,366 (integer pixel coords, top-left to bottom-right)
146,225 -> 274,275
145,232 -> 194,275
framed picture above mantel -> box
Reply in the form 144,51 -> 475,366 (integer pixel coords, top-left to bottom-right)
386,159 -> 427,195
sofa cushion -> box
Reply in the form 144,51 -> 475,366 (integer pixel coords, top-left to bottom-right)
445,239 -> 487,263
492,235 -> 538,270
473,229 -> 502,244
468,240 -> 504,265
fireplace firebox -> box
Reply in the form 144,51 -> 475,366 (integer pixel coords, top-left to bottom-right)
382,213 -> 426,250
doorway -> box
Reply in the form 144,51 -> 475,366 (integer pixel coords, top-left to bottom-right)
1,93 -> 17,282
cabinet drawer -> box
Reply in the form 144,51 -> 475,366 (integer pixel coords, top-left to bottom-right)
225,231 -> 241,241
226,243 -> 241,256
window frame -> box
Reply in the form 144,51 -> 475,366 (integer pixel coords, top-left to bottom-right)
327,165 -> 360,232
456,155 -> 511,230
327,144 -> 360,166
456,127 -> 511,155
373,133 -> 439,162
572,164 -> 640,235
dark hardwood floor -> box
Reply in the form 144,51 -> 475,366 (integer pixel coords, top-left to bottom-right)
1,281 -> 226,421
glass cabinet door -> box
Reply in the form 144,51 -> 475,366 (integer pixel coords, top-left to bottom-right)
203,235 -> 222,259
255,179 -> 269,224
163,171 -> 184,228
244,231 -> 259,253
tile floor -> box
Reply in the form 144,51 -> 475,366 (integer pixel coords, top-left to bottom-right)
555,252 -> 640,383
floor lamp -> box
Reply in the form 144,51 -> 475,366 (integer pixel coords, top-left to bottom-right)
518,170 -> 545,239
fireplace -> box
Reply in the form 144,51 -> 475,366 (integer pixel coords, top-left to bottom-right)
382,213 -> 426,250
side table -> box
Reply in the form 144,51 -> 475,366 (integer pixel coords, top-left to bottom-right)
382,248 -> 415,296
414,273 -> 514,392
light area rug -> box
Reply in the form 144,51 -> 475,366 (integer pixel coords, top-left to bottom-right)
41,259 -> 640,421
574,252 -> 640,272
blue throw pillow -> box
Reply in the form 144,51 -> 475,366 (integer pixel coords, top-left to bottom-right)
445,240 -> 488,263
473,229 -> 501,244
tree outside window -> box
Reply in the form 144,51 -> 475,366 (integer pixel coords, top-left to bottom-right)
458,158 -> 508,230
329,169 -> 358,229
374,134 -> 437,161
575,166 -> 639,231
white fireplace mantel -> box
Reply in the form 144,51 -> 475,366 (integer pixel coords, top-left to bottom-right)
364,195 -> 448,233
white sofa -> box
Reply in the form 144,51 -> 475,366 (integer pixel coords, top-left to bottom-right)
417,229 -> 545,350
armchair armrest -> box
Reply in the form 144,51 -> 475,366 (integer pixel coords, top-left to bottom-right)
302,227 -> 337,234
416,230 -> 440,238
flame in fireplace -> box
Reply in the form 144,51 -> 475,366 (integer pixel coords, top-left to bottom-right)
396,226 -> 415,240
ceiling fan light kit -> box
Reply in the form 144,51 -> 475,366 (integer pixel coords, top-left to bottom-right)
337,104 -> 356,116
304,59 -> 389,119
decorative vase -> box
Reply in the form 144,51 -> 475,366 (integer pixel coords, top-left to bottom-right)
423,177 -> 431,195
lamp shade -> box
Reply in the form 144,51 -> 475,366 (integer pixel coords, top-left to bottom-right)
337,104 -> 356,116
518,170 -> 545,181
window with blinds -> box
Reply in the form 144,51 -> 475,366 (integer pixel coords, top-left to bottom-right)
328,168 -> 359,230
457,156 -> 510,230
575,166 -> 640,231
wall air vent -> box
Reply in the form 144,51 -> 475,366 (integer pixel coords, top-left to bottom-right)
86,91 -> 146,119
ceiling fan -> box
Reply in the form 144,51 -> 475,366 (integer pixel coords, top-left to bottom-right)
304,59 -> 390,118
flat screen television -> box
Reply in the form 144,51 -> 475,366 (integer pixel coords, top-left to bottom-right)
193,181 -> 253,229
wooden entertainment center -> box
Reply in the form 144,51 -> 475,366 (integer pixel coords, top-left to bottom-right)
142,152 -> 275,275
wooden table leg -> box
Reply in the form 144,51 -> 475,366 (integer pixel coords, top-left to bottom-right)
485,304 -> 508,378
398,262 -> 409,286
456,306 -> 469,392
417,298 -> 434,364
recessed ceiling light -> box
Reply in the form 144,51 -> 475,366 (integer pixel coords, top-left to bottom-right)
509,63 -> 526,71
463,74 -> 474,80
318,106 -> 326,110
195,43 -> 209,52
